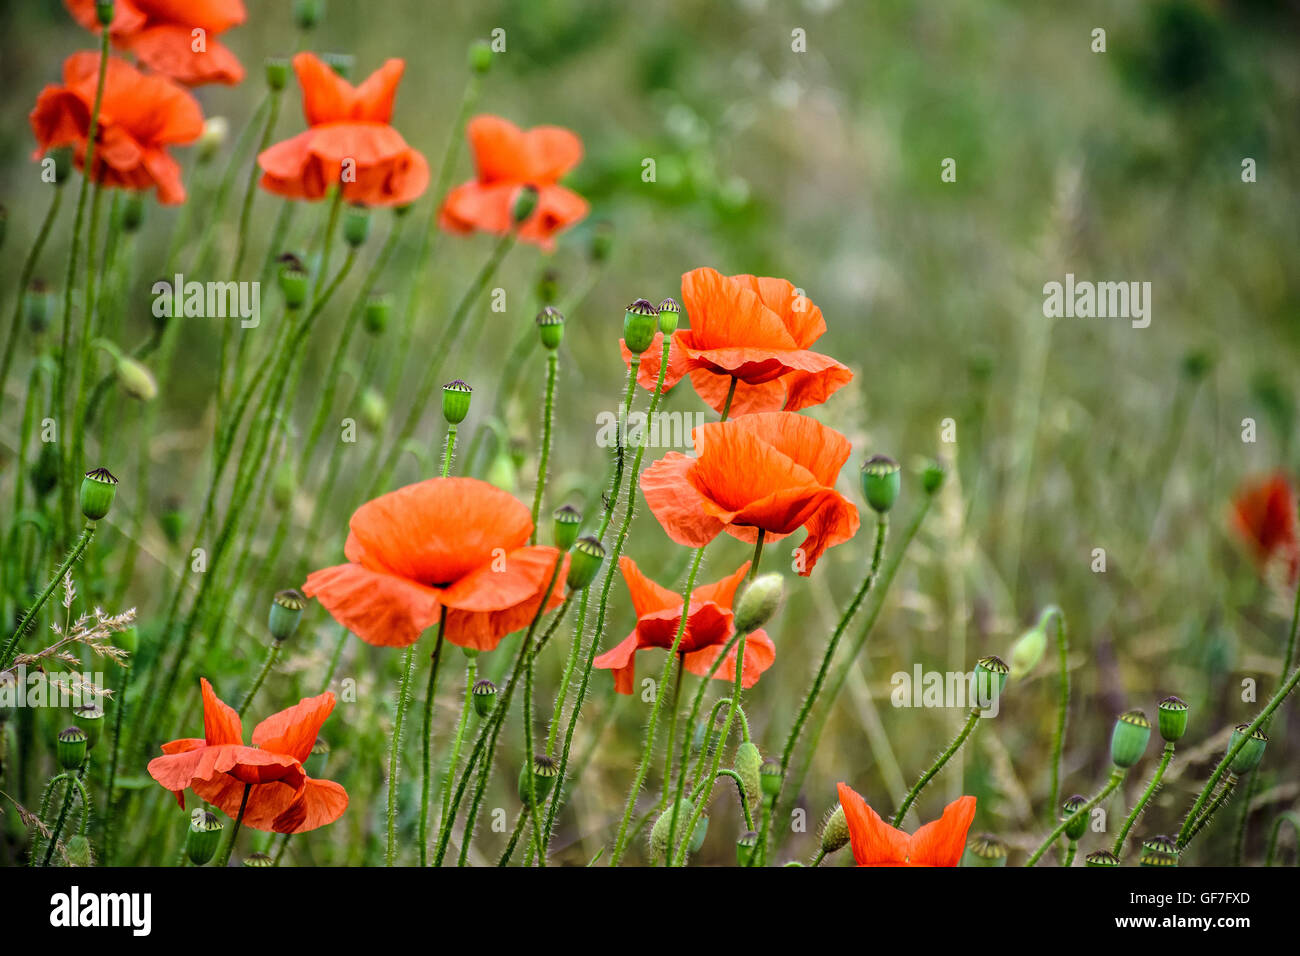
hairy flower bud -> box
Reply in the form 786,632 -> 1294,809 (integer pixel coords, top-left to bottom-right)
820,804 -> 849,854
116,355 -> 158,401
733,573 -> 784,634
511,184 -> 539,225
734,741 -> 762,807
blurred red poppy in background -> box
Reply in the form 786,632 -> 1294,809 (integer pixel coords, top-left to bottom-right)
1231,472 -> 1299,585
836,783 -> 975,867
30,52 -> 203,204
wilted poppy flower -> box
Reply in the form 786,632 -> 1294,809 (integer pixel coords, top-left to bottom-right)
258,52 -> 429,207
147,679 -> 348,834
594,557 -> 775,694
30,52 -> 203,204
641,412 -> 859,575
836,783 -> 975,867
303,477 -> 566,650
439,115 -> 588,251
65,0 -> 246,86
1231,472 -> 1299,584
623,267 -> 853,416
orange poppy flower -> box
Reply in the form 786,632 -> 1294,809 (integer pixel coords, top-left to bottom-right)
303,477 -> 566,651
439,115 -> 588,251
258,52 -> 430,207
65,0 -> 246,86
623,267 -> 853,416
594,557 -> 775,694
30,52 -> 203,205
1231,472 -> 1299,584
641,412 -> 859,576
836,783 -> 975,867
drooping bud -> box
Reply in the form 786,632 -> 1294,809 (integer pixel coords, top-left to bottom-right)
268,589 -> 305,642
468,39 -> 492,74
566,536 -> 605,591
736,830 -> 759,866
472,679 -> 496,718
859,455 -> 901,514
186,810 -> 223,865
1228,724 -> 1268,774
517,754 -> 560,807
72,702 -> 105,750
363,292 -> 391,335
1085,849 -> 1121,867
963,833 -> 1008,867
115,355 -> 158,401
197,117 -> 228,163
1157,695 -> 1189,743
360,387 -> 386,432
656,297 -> 681,334
1061,794 -> 1088,841
1110,710 -> 1151,768
760,758 -> 782,800
511,184 -> 539,224
80,467 -> 118,521
733,573 -> 784,634
921,461 -> 945,495
623,298 -> 659,355
552,505 -> 581,551
56,726 -> 87,769
65,834 -> 92,866
973,655 -> 1009,709
820,804 -> 849,854
1139,835 -> 1179,867
23,280 -> 51,334
277,253 -> 309,309
688,814 -> 708,854
734,741 -> 762,807
1010,619 -> 1048,678
442,380 -> 472,425
536,306 -> 565,350
292,0 -> 323,30
243,852 -> 274,867
343,203 -> 370,247
265,57 -> 290,91
650,798 -> 693,858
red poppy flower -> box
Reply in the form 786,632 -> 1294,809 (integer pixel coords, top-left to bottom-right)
439,115 -> 588,251
1231,472 -> 1299,584
836,783 -> 975,867
594,557 -> 775,694
303,477 -> 566,651
258,52 -> 430,207
65,0 -> 246,86
29,52 -> 203,205
641,412 -> 859,576
623,267 -> 853,416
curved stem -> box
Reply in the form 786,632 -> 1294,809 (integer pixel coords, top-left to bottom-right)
0,186 -> 63,402
238,641 -> 282,717
1113,742 -> 1175,858
893,707 -> 982,828
1182,776 -> 1237,848
1026,767 -> 1125,866
529,351 -> 559,543
2,522 -> 95,668
1264,811 -> 1300,866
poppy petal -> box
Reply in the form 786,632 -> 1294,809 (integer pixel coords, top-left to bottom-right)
619,555 -> 684,617
200,677 -> 243,746
251,691 -> 336,763
440,547 -> 565,613
641,452 -> 726,548
593,631 -> 641,695
908,795 -> 977,867
302,561 -> 442,648
836,782 -> 910,865
682,627 -> 775,688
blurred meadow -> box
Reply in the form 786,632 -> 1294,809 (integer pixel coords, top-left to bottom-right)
1,0 -> 1299,866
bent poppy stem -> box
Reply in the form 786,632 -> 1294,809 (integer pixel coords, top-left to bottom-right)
218,783 -> 253,868
238,641 -> 282,718
0,186 -> 63,404
386,644 -> 418,866
1026,767 -> 1125,866
417,612 -> 448,866
529,350 -> 559,543
2,522 -> 95,669
1113,742 -> 1175,858
892,706 -> 982,828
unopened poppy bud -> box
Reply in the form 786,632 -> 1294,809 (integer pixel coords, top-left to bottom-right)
271,461 -> 295,510
736,830 -> 759,866
442,380 -> 472,425
536,306 -> 565,350
1157,696 -> 1189,743
650,798 -> 693,857
566,536 -> 605,591
921,461 -> 946,495
468,39 -> 492,74
1110,710 -> 1151,768
553,505 -> 581,551
517,754 -> 560,807
80,467 -> 118,521
244,852 -> 274,867
623,298 -> 659,355
820,804 -> 849,854
511,184 -> 539,225
31,444 -> 59,499
1229,724 -> 1268,774
65,834 -> 92,867
198,117 -> 228,163
860,455 -> 901,514
363,292 -> 391,334
360,387 -> 386,432
268,589 -> 305,642
963,833 -> 1008,867
1010,620 -> 1048,678
656,297 -> 680,334
56,726 -> 87,769
116,355 -> 158,401
760,758 -> 782,799
973,655 -> 1009,708
277,253 -> 309,309
186,810 -> 223,865
1085,849 -> 1120,867
51,147 -> 74,185
72,702 -> 105,750
1139,835 -> 1179,868
265,57 -> 290,90
589,220 -> 613,263
343,204 -> 370,247
96,0 -> 114,26
24,280 -> 51,334
292,0 -> 323,30
688,814 -> 709,854
1061,794 -> 1088,841
120,194 -> 145,233
734,740 -> 762,806
734,573 -> 784,634
472,679 -> 496,718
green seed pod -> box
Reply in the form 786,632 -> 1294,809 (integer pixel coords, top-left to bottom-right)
360,387 -> 387,433
305,737 -> 330,777
471,679 -> 496,718
552,505 -> 581,552
1157,695 -> 1189,743
517,754 -> 560,807
121,194 -> 145,233
292,0 -> 323,30
271,461 -> 295,510
24,280 -> 51,334
589,220 -> 613,263
442,379 -> 472,425
566,536 -> 606,591
921,461 -> 946,495
31,443 -> 59,499
243,852 -> 274,867
510,185 -> 539,224
96,0 -> 114,26
820,804 -> 849,854
623,298 -> 659,355
1085,849 -> 1121,867
1009,620 -> 1048,678
973,655 -> 1009,708
80,467 -> 118,521
963,833 -> 1008,867
1110,710 -> 1152,768
736,830 -> 759,866
733,573 -> 784,635
277,253 -> 309,309
468,39 -> 492,74
116,355 -> 158,401
64,834 -> 92,866
343,203 -> 370,247
656,297 -> 681,334
72,702 -> 106,750
363,292 -> 391,335
269,589 -> 306,642
57,726 -> 87,769
650,798 -> 693,858
536,306 -> 565,350
760,758 -> 782,800
186,810 -> 223,865
1061,794 -> 1088,841
1139,835 -> 1179,868
1228,724 -> 1268,774
51,147 -> 74,185
859,455 -> 901,514
734,740 -> 762,807
265,57 -> 290,91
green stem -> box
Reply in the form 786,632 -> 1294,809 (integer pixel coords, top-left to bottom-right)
1026,767 -> 1125,866
438,657 -> 477,832
441,424 -> 458,477
1046,606 -> 1070,822
417,613 -> 448,866
1063,840 -> 1078,867
2,522 -> 95,668
719,376 -> 738,421
1113,742 -> 1175,857
386,644 -> 418,866
529,351 -> 559,543
0,186 -> 63,402
238,641 -> 282,718
1182,776 -> 1237,848
217,783 -> 252,868
1264,811 -> 1300,866
892,707 -> 982,828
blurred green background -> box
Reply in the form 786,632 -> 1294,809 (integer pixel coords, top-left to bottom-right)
2,0 -> 1299,865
